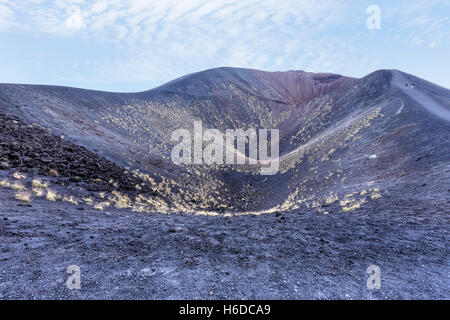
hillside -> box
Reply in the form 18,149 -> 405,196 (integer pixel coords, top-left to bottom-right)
0,68 -> 448,214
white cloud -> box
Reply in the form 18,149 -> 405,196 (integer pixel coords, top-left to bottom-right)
1,0 -> 448,89
0,4 -> 14,30
386,0 -> 450,47
65,5 -> 86,31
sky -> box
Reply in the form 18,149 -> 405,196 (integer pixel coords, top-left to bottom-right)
0,0 -> 449,92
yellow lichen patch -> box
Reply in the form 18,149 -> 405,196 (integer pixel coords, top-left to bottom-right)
12,172 -> 26,180
46,189 -> 59,201
311,201 -> 321,208
11,182 -> 26,191
15,191 -> 32,202
63,195 -> 78,205
94,203 -> 104,211
339,198 -> 354,207
83,197 -> 93,205
371,192 -> 382,199
110,191 -> 132,209
344,192 -> 358,198
0,179 -> 11,188
194,210 -> 220,217
32,179 -> 48,189
131,204 -> 148,213
94,202 -> 110,211
325,193 -> 339,205
32,188 -> 44,197
342,199 -> 367,212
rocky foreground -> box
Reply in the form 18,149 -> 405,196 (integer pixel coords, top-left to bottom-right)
0,165 -> 448,299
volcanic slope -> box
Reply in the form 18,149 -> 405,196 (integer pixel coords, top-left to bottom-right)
0,67 -> 449,215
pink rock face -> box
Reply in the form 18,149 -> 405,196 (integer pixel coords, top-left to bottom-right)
247,69 -> 357,106
155,67 -> 357,107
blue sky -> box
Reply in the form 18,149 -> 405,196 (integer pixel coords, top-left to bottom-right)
0,0 -> 449,92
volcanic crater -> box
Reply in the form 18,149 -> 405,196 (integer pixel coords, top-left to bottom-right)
0,67 -> 448,299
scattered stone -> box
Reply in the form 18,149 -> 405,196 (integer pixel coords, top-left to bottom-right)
168,227 -> 183,233
48,169 -> 59,177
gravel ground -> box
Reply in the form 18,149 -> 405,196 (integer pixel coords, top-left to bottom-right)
0,171 -> 448,300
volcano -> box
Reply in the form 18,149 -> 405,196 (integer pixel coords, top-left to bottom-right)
0,67 -> 448,299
